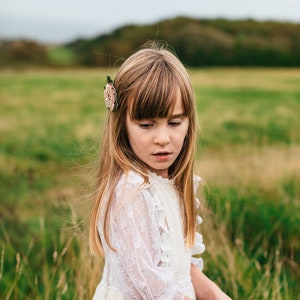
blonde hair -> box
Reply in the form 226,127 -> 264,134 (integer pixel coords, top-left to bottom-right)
89,42 -> 197,257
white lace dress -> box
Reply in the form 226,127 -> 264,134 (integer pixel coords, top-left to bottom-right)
93,170 -> 205,300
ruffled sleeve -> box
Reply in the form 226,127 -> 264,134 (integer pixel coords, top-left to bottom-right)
190,175 -> 206,271
108,178 -> 187,300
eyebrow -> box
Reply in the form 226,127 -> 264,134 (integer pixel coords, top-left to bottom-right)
170,113 -> 186,119
134,113 -> 186,121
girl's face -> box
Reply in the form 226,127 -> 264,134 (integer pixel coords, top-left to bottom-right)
126,91 -> 189,178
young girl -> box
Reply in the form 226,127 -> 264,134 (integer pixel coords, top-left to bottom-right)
90,43 -> 231,300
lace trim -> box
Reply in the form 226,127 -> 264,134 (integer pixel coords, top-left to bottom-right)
148,171 -> 173,184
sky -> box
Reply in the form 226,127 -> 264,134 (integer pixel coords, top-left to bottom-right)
1,0 -> 300,44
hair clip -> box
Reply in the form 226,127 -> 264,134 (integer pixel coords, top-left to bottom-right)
104,76 -> 118,112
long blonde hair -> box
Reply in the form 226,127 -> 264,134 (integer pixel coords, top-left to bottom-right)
89,42 -> 197,257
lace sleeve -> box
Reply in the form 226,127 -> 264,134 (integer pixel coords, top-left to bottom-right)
108,183 -> 186,300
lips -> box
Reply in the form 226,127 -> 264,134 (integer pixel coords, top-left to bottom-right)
154,151 -> 171,156
153,151 -> 172,161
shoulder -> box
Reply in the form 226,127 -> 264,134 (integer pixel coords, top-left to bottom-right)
116,170 -> 147,189
113,170 -> 151,206
111,171 -> 159,220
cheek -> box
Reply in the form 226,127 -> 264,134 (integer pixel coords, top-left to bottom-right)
129,134 -> 146,153
180,124 -> 189,141
178,126 -> 189,147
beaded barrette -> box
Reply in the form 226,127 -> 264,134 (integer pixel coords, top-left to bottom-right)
104,76 -> 118,112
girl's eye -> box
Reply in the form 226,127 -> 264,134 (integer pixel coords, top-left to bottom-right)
168,121 -> 182,127
139,123 -> 153,129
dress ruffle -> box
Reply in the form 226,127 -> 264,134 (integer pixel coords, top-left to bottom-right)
155,197 -> 172,266
191,231 -> 205,271
192,175 -> 205,271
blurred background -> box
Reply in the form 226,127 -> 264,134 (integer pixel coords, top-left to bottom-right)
1,0 -> 300,67
1,1 -> 300,299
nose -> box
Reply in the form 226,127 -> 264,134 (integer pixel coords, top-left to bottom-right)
153,126 -> 171,145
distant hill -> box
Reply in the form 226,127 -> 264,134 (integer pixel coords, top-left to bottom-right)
66,16 -> 300,67
0,39 -> 50,67
1,16 -> 300,67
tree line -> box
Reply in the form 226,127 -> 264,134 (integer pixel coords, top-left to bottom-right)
1,17 -> 300,67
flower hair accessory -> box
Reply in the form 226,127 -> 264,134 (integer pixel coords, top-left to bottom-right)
104,76 -> 118,112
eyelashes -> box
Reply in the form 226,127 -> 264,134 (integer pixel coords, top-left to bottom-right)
138,120 -> 183,129
168,121 -> 182,127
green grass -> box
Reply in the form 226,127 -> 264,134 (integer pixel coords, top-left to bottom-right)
0,68 -> 299,299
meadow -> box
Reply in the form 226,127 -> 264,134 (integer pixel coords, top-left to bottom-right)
0,67 -> 299,299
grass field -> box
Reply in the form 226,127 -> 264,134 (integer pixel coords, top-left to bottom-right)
0,67 -> 299,299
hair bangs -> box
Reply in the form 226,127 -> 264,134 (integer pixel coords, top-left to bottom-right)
128,64 -> 184,120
